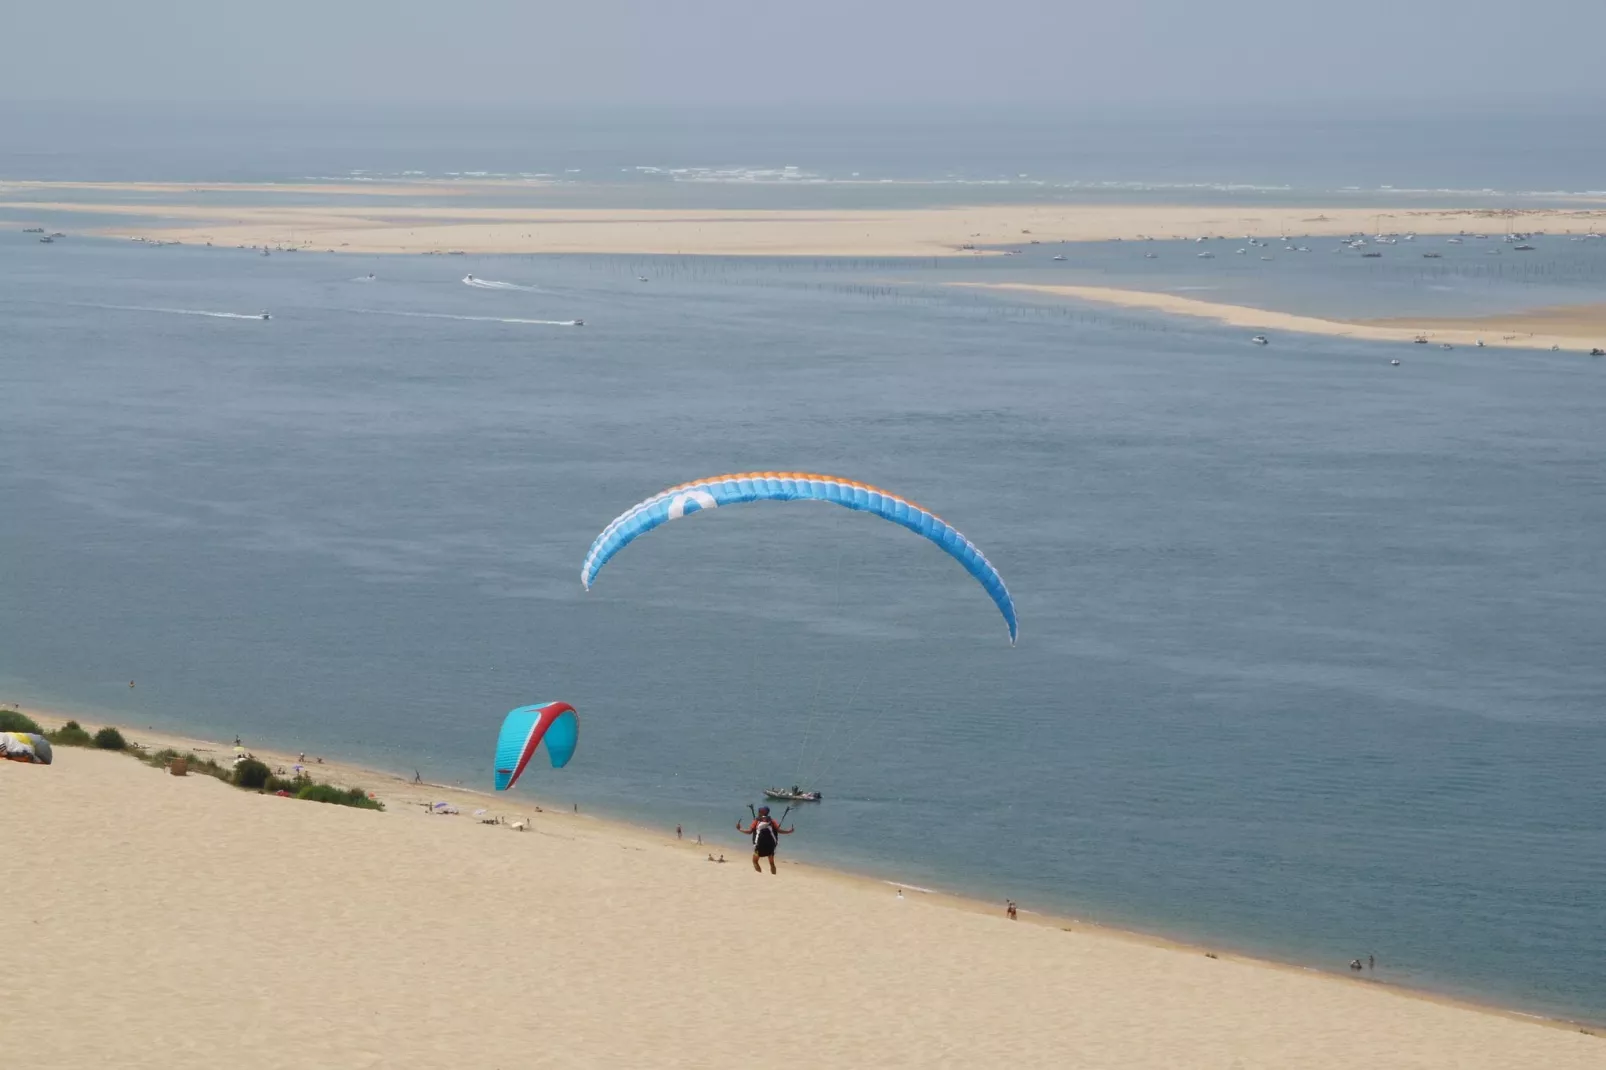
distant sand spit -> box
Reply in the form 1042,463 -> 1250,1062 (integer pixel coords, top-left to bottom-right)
960,282 -> 1606,352
5,190 -> 1605,256
5,711 -> 1602,1069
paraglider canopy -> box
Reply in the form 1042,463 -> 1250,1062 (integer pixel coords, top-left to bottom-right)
493,702 -> 579,791
581,471 -> 1018,643
1,732 -> 52,765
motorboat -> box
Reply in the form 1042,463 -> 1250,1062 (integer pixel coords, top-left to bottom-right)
1143,252 -> 1158,259
1361,252 -> 1382,258
1251,335 -> 1269,345
23,227 -> 43,233
1051,255 -> 1066,261
260,312 -> 271,321
38,236 -> 54,243
764,787 -> 823,802
1197,251 -> 1214,258
1514,244 -> 1535,251
1422,252 -> 1442,258
1391,359 -> 1401,366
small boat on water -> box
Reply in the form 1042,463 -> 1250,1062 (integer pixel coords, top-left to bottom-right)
1251,335 -> 1269,345
260,312 -> 271,321
23,227 -> 43,233
1592,348 -> 1605,357
1422,252 -> 1442,258
1514,244 -> 1535,251
1361,252 -> 1382,258
764,786 -> 822,802
1197,251 -> 1214,259
38,236 -> 54,243
1051,255 -> 1066,261
1391,359 -> 1401,366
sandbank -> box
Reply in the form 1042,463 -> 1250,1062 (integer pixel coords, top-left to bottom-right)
4,188 -> 1604,257
5,706 -> 1601,1069
959,282 -> 1606,352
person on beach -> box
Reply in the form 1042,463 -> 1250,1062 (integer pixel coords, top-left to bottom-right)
1006,900 -> 1018,920
736,805 -> 793,874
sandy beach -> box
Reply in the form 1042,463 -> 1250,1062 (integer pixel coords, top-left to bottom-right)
5,709 -> 1600,1069
5,183 -> 1604,257
959,282 -> 1606,352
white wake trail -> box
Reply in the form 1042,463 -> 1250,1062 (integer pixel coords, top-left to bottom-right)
347,308 -> 583,327
462,276 -> 541,292
93,304 -> 270,320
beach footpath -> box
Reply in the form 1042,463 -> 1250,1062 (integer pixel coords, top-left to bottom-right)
4,718 -> 1601,1069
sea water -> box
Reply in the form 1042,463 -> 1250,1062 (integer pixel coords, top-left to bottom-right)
2,221 -> 1604,1023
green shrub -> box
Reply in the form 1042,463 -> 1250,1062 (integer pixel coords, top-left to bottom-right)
48,720 -> 94,747
263,772 -> 311,795
232,757 -> 271,789
0,710 -> 45,735
92,726 -> 128,751
295,782 -> 384,811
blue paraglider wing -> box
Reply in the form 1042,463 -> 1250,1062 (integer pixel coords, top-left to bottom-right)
493,701 -> 579,791
580,471 -> 1017,643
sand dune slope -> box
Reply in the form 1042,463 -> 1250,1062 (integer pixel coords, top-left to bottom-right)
4,750 -> 1599,1069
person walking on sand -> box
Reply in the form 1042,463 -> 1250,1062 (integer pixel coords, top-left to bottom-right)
736,805 -> 793,874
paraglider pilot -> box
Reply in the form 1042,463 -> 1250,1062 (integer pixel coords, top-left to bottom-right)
737,805 -> 794,874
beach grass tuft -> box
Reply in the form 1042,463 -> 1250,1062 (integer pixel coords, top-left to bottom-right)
143,747 -> 232,781
295,782 -> 384,810
0,710 -> 46,735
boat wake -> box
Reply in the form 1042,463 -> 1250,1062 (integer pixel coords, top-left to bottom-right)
347,308 -> 582,327
463,276 -> 540,292
93,304 -> 269,320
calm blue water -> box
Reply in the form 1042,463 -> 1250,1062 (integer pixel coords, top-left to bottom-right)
3,230 -> 1604,1023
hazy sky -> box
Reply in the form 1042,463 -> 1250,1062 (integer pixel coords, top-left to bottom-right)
5,0 -> 1605,109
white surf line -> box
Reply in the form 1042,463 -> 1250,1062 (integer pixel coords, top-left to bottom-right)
882,881 -> 939,894
345,308 -> 583,327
